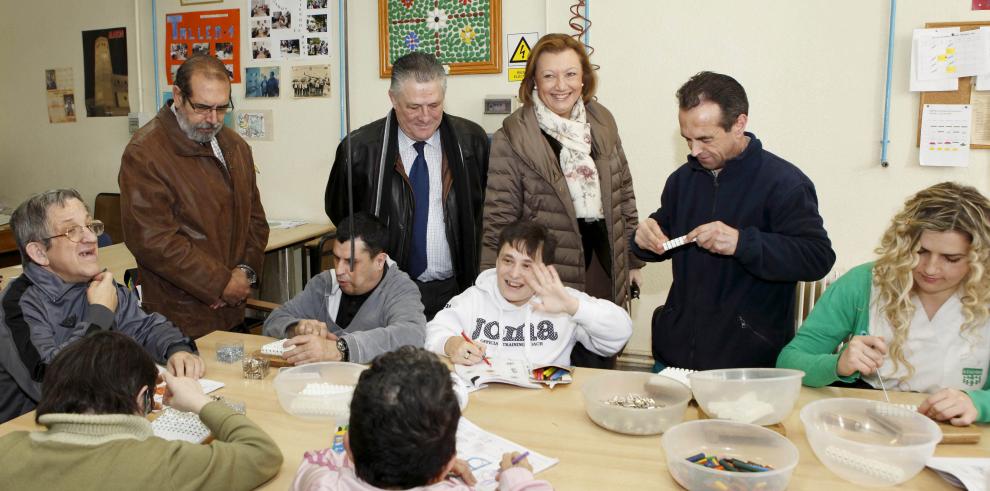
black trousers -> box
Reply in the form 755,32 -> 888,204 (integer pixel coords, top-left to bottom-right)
571,219 -> 617,369
415,277 -> 460,321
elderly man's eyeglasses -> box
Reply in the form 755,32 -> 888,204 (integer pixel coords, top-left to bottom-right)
186,99 -> 234,115
43,221 -> 105,243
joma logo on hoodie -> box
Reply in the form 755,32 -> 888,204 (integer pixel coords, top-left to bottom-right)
472,318 -> 559,343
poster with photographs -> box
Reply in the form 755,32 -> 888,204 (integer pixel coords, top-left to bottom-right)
81,27 -> 129,117
234,110 -> 273,140
164,9 -> 241,84
248,0 -> 330,61
45,68 -> 77,123
245,66 -> 281,98
290,64 -> 330,98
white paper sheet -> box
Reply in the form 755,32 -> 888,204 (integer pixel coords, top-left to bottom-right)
456,417 -> 558,491
927,457 -> 990,491
976,27 -> 990,91
920,104 -> 972,167
917,29 -> 990,81
911,28 -> 960,92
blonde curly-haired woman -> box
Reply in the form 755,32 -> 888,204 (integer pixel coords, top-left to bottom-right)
777,182 -> 990,426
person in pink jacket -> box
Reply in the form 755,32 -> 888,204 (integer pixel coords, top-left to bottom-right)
291,346 -> 553,490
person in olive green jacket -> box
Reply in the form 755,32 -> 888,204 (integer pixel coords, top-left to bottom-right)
0,331 -> 282,490
778,182 -> 990,426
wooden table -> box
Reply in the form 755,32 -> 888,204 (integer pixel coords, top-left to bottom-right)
1,331 -> 986,490
0,223 -> 334,292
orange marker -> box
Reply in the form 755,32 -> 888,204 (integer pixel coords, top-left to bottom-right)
460,331 -> 492,366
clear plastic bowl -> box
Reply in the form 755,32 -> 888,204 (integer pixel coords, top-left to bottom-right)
800,398 -> 942,486
662,419 -> 799,491
273,362 -> 366,421
582,372 -> 692,435
689,368 -> 803,425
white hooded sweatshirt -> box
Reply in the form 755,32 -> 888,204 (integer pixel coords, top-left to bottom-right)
424,269 -> 633,366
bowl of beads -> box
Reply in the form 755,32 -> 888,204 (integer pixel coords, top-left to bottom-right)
800,398 -> 941,486
273,362 -> 366,421
689,368 -> 803,425
582,371 -> 692,435
662,419 -> 799,491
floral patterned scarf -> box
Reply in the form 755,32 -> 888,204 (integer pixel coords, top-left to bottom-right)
532,89 -> 604,220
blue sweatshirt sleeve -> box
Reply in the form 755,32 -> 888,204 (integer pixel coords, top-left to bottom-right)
734,182 -> 835,282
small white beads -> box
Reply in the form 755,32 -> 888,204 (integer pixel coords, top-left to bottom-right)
824,445 -> 905,484
260,340 -> 290,356
300,383 -> 354,396
662,235 -> 694,251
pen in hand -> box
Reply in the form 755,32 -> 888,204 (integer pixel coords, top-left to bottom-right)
460,331 -> 492,366
511,451 -> 530,466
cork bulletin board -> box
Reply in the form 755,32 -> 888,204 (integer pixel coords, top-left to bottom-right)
918,21 -> 990,148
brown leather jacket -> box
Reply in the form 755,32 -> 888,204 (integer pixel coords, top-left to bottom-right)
482,101 -> 644,306
119,103 -> 269,337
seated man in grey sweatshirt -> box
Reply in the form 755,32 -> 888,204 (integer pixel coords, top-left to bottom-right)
262,212 -> 427,364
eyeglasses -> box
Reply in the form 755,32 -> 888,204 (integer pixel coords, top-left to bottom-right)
186,99 -> 234,115
177,89 -> 234,115
43,221 -> 105,243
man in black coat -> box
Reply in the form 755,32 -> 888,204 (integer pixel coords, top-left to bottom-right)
325,52 -> 489,320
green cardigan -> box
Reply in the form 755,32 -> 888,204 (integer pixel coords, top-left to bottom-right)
776,262 -> 990,422
0,401 -> 283,490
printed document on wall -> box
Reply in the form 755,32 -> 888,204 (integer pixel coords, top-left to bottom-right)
976,27 -> 990,90
911,28 -> 959,91
920,104 -> 971,167
916,29 -> 990,81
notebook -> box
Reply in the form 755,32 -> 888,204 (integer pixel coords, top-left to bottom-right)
454,358 -> 542,390
457,417 -> 558,491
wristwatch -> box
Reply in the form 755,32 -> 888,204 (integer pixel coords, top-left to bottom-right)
236,264 -> 257,286
336,338 -> 350,362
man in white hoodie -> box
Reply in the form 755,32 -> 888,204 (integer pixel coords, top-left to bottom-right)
425,220 -> 632,366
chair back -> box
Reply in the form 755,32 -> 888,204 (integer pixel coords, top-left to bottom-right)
93,193 -> 122,247
794,270 -> 838,332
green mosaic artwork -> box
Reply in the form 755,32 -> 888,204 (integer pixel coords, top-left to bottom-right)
386,0 -> 492,65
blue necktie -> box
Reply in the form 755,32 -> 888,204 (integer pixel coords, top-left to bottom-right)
408,141 -> 429,279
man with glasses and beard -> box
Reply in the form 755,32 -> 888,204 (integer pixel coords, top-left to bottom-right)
119,55 -> 269,338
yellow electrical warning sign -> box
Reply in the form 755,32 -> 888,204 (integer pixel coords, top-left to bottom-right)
508,68 -> 525,81
510,38 -> 532,64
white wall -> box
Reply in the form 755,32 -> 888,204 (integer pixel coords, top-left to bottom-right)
3,0 -> 990,362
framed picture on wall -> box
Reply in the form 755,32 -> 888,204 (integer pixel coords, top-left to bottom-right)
378,0 -> 501,78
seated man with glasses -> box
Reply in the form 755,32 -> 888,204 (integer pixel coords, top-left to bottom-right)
0,189 -> 203,424
119,54 -> 269,339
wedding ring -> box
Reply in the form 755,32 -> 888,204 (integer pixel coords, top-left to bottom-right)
463,352 -> 470,359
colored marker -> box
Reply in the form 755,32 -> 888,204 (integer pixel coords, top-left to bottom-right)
511,451 -> 530,465
460,332 -> 492,366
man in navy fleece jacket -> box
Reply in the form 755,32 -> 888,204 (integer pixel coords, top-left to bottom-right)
632,71 -> 835,371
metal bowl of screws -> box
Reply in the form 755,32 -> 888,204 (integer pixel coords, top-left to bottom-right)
273,362 -> 367,422
581,371 -> 692,435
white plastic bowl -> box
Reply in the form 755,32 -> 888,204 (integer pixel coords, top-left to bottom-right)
582,372 -> 692,435
662,419 -> 799,491
273,362 -> 366,421
689,368 -> 803,425
800,398 -> 942,486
